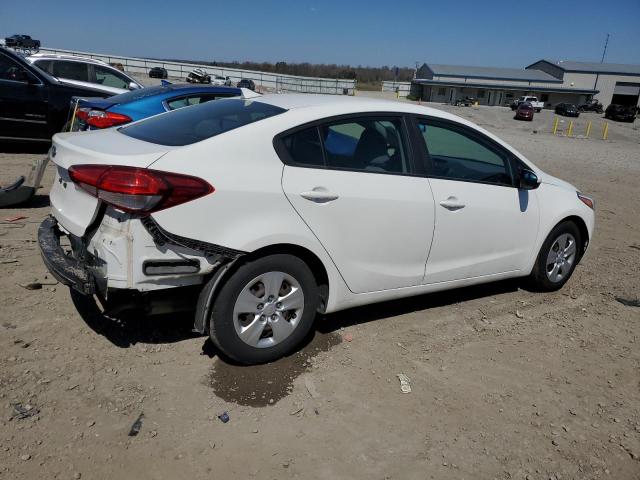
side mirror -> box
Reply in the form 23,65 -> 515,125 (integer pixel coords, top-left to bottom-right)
128,82 -> 140,90
519,168 -> 540,190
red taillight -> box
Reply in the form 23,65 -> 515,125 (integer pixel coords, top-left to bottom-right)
83,110 -> 132,129
68,165 -> 214,213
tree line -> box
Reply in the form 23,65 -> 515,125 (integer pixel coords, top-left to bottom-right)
164,58 -> 416,85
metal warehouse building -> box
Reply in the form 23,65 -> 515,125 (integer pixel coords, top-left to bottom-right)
410,60 -> 640,109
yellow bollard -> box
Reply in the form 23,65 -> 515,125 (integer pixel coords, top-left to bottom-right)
585,121 -> 592,138
552,117 -> 559,135
602,122 -> 609,140
567,121 -> 574,137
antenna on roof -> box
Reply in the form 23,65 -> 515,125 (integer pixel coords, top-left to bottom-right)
600,33 -> 610,63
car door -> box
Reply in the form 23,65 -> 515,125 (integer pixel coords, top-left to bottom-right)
413,117 -> 539,284
0,51 -> 49,141
279,114 -> 436,294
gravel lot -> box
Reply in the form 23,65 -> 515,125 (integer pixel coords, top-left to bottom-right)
1,99 -> 639,480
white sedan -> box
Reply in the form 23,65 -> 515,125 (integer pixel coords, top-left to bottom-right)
39,95 -> 595,364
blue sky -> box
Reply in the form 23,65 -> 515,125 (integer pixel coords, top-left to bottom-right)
2,0 -> 639,67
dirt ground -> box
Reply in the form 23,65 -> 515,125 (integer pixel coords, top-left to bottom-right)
1,101 -> 639,480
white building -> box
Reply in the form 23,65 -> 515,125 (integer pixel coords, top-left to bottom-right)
526,60 -> 640,108
410,60 -> 640,109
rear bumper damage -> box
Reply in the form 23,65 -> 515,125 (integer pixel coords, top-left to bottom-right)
38,216 -> 95,295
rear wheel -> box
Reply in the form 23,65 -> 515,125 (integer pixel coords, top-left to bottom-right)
209,254 -> 319,364
528,221 -> 581,291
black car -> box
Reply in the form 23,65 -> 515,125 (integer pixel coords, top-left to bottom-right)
578,99 -> 603,113
0,47 -> 114,143
149,66 -> 168,79
4,34 -> 40,49
237,78 -> 256,90
555,103 -> 580,117
604,104 -> 637,123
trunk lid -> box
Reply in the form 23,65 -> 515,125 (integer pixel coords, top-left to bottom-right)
49,129 -> 172,237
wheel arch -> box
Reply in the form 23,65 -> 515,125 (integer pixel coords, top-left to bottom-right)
558,215 -> 590,260
194,242 -> 331,334
241,243 -> 330,313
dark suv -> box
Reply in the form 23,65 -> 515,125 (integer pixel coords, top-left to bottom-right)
237,78 -> 256,90
5,35 -> 41,49
0,47 -> 114,143
604,104 -> 636,123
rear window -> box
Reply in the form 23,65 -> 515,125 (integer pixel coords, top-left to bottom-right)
120,99 -> 286,146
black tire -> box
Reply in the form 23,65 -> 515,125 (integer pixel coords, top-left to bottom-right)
527,221 -> 582,292
209,254 -> 319,364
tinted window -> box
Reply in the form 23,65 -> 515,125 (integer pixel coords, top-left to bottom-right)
282,127 -> 324,167
418,120 -> 512,186
0,53 -> 26,81
33,59 -> 53,74
320,118 -> 409,173
165,94 -> 234,111
52,61 -> 89,81
121,99 -> 286,146
94,65 -> 130,89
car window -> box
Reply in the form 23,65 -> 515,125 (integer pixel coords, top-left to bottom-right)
165,94 -> 235,111
94,65 -> 130,89
0,53 -> 27,81
120,99 -> 286,146
52,61 -> 89,81
281,127 -> 325,167
418,120 -> 513,186
33,59 -> 53,74
320,117 -> 409,174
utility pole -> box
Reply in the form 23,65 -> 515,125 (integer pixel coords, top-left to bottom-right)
600,33 -> 610,63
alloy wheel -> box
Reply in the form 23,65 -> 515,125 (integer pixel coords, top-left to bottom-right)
545,233 -> 577,283
232,271 -> 304,348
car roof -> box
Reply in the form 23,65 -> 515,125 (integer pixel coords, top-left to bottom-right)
27,53 -> 109,66
256,93 -> 460,118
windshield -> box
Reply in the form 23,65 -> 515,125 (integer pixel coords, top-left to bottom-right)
120,98 -> 286,146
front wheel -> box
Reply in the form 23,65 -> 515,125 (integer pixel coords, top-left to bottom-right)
209,254 -> 319,364
527,221 -> 581,291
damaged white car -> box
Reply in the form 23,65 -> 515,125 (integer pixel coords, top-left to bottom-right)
39,95 -> 595,364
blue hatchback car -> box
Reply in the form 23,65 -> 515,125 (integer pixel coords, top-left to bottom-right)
71,83 -> 244,130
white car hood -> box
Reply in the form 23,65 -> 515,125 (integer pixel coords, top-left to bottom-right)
540,172 -> 578,193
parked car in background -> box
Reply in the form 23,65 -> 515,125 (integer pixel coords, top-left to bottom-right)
604,104 -> 636,122
27,54 -> 142,95
578,99 -> 603,113
186,68 -> 211,84
149,67 -> 168,79
555,103 -> 580,117
0,47 -> 114,143
212,75 -> 232,86
70,84 -> 248,131
237,78 -> 256,90
511,96 -> 544,112
39,94 -> 594,364
453,96 -> 477,107
4,34 -> 40,49
515,102 -> 534,121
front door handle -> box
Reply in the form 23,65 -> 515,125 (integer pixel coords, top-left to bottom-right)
300,189 -> 339,203
439,196 -> 465,211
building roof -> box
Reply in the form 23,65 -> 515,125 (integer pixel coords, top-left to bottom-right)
530,60 -> 640,76
413,78 -> 597,95
420,63 -> 562,83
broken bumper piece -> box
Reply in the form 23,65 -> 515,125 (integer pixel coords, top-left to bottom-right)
38,216 -> 94,295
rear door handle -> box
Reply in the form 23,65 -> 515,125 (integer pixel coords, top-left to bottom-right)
300,190 -> 339,203
439,196 -> 465,211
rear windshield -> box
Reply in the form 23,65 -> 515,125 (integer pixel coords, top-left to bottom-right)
119,99 -> 286,146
